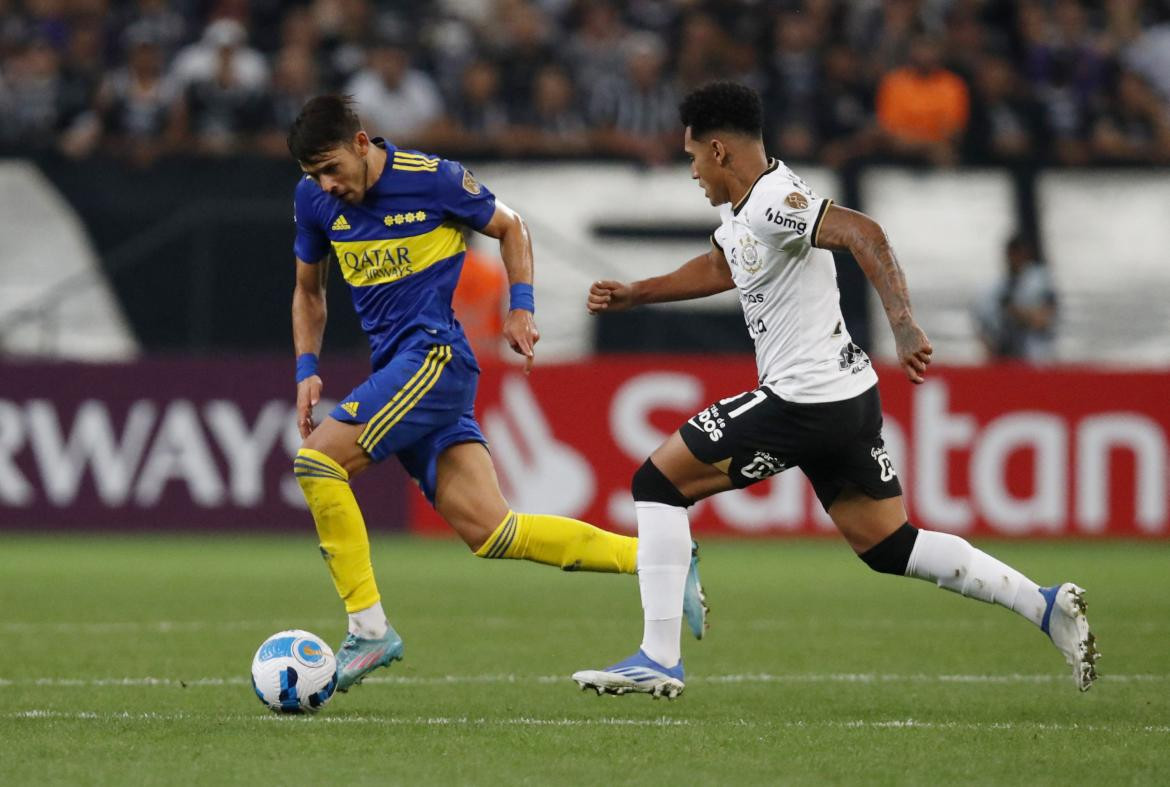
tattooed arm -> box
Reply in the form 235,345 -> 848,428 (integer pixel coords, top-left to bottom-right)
814,204 -> 933,383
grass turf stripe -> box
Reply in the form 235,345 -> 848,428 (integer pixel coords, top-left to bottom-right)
4,673 -> 1166,687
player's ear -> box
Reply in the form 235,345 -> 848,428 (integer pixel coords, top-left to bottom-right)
353,130 -> 370,156
710,138 -> 727,165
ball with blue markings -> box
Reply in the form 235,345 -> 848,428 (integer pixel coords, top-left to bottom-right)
251,630 -> 338,714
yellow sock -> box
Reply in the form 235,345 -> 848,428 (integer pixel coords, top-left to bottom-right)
293,448 -> 381,613
475,510 -> 637,574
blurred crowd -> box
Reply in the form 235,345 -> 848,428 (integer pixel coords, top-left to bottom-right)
3,0 -> 1170,168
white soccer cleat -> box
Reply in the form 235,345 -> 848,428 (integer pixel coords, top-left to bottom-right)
683,540 -> 709,640
572,650 -> 685,700
1040,582 -> 1099,692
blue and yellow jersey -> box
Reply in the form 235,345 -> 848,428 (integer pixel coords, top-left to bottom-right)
293,139 -> 497,369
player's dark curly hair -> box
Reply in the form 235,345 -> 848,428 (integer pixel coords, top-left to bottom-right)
287,95 -> 362,163
678,81 -> 763,139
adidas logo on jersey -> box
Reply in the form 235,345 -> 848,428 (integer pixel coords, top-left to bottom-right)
331,215 -> 351,231
340,401 -> 360,417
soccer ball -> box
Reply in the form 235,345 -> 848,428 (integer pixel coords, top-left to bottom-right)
250,629 -> 338,714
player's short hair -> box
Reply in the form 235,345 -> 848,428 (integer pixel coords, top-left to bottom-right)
287,95 -> 362,163
679,81 -> 763,140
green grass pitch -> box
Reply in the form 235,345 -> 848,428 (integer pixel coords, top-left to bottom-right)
1,534 -> 1167,785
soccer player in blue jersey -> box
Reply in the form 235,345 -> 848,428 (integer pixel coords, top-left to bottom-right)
285,95 -> 707,692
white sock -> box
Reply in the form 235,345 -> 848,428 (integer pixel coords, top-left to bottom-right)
635,501 -> 692,668
906,530 -> 1046,627
348,601 -> 389,639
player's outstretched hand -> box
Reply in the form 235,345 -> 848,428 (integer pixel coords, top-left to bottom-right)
893,320 -> 933,384
297,376 -> 322,438
504,309 -> 540,374
587,280 -> 636,314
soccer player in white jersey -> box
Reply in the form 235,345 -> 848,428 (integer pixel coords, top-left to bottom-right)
572,82 -> 1098,699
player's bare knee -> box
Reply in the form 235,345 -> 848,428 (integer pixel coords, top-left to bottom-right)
858,522 -> 918,575
301,436 -> 372,479
631,459 -> 693,507
298,428 -> 335,457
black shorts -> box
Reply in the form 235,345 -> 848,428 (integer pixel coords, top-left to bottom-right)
679,384 -> 902,511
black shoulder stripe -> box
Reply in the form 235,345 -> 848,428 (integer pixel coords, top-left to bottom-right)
811,199 -> 833,248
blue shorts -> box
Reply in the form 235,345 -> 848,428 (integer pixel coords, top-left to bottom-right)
330,344 -> 485,503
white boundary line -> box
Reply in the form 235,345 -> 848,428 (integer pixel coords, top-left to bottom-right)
1,673 -> 1167,688
5,618 -> 1167,634
5,711 -> 1169,733
8,711 -> 691,727
0,620 -> 338,634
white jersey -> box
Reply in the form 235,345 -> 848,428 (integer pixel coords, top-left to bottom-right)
712,160 -> 878,403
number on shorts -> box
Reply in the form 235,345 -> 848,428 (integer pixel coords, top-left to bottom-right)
719,389 -> 767,419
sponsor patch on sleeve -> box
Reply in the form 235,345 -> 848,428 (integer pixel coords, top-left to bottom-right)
784,191 -> 809,210
462,169 -> 481,195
